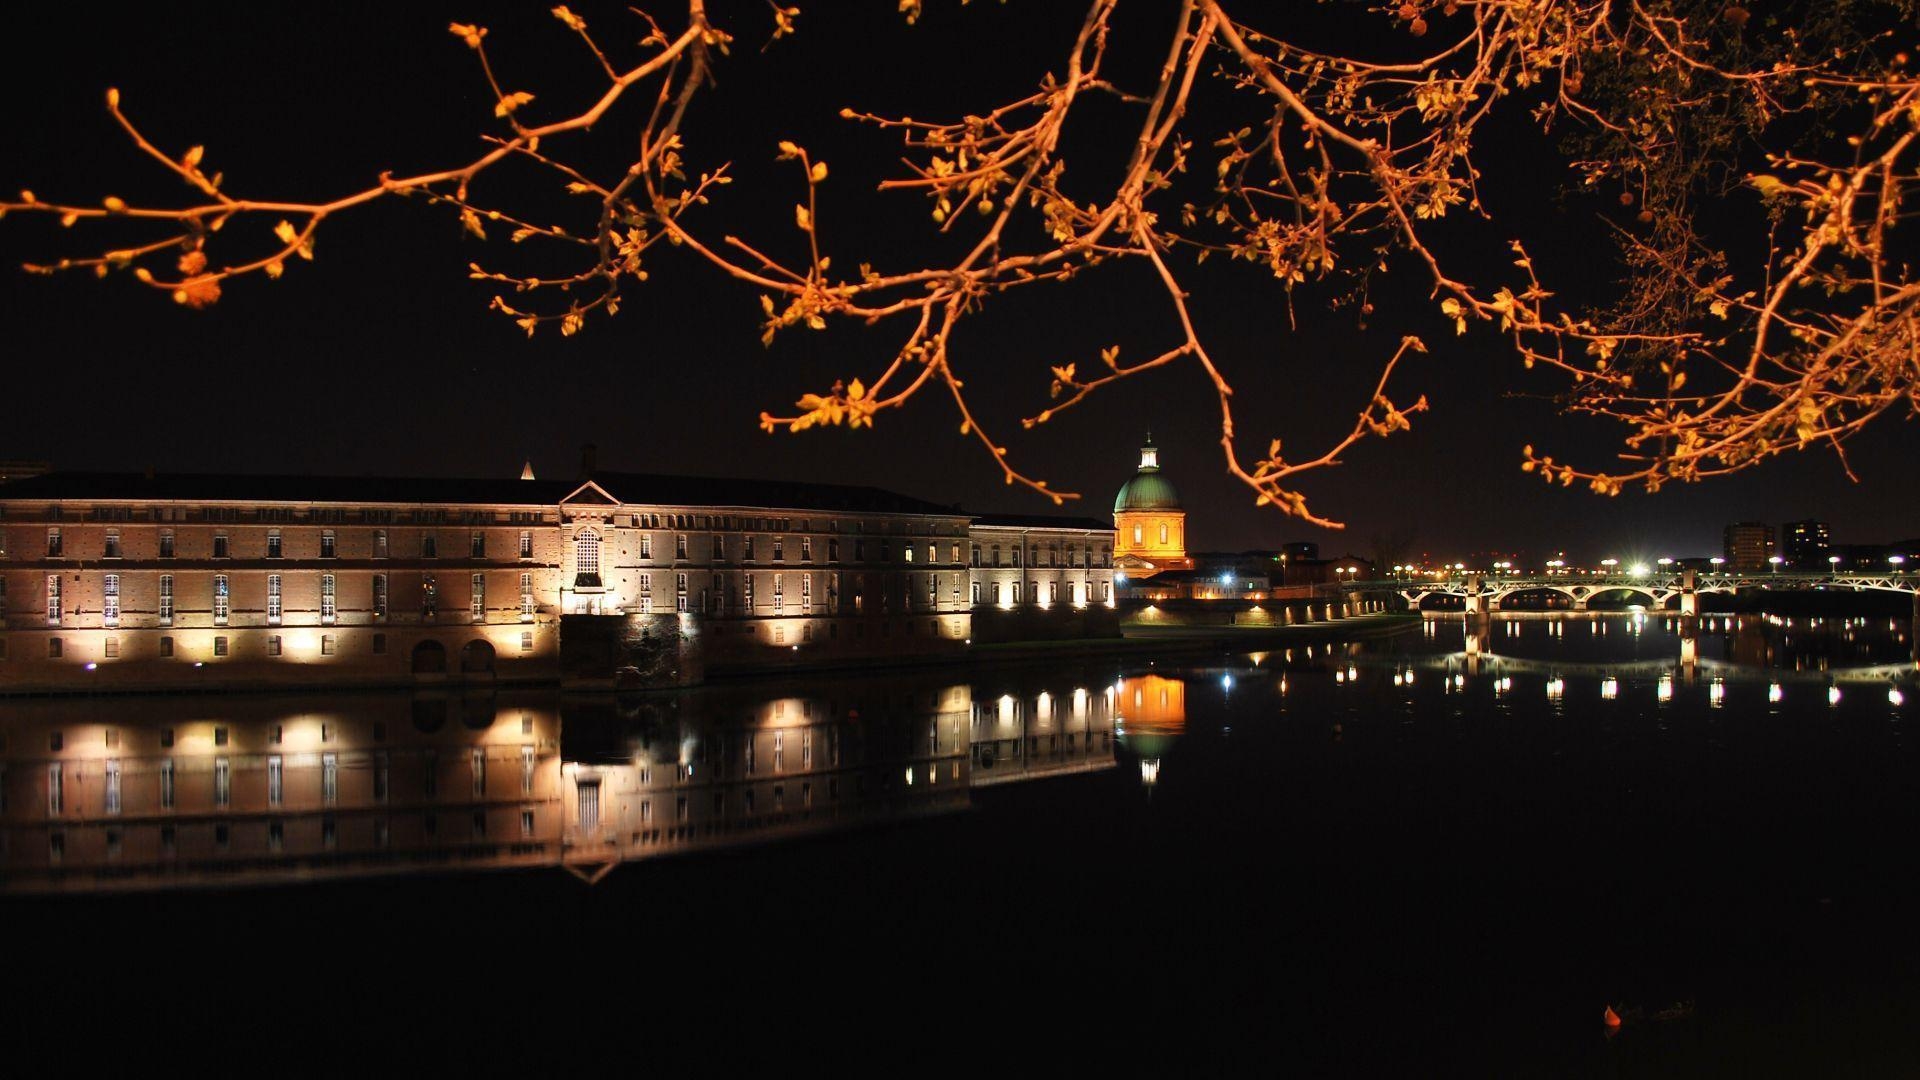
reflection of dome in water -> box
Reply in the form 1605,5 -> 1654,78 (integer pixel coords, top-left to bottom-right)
1114,674 -> 1187,767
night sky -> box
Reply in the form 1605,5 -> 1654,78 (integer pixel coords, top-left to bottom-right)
3,2 -> 1915,563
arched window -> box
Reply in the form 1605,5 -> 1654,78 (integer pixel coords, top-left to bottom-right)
1132,525 -> 1143,545
1158,523 -> 1168,545
575,529 -> 602,585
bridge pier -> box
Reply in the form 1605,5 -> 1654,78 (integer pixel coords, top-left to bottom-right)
1679,568 -> 1699,617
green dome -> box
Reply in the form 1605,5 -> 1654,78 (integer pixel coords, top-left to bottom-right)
1114,436 -> 1181,513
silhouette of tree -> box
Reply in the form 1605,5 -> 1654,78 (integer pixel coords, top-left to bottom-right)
3,1 -> 1915,526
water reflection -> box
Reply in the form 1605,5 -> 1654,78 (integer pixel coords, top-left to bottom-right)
2,672 -> 1117,893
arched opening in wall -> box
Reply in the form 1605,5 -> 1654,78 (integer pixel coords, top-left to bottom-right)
411,639 -> 448,674
1495,587 -> 1573,611
460,639 -> 496,674
1585,588 -> 1656,611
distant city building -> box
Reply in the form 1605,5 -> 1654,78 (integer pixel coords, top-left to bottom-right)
1722,521 -> 1776,572
1112,435 -> 1192,580
1781,519 -> 1830,569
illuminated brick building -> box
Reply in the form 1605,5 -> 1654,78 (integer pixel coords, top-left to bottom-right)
1112,435 -> 1192,581
0,462 -> 1113,694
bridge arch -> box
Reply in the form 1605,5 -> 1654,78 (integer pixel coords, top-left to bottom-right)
1488,586 -> 1575,611
1583,587 -> 1661,611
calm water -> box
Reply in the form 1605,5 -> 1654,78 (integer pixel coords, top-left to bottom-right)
9,612 -> 1920,1071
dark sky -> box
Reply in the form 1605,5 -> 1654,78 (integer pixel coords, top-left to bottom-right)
2,2 -> 1915,564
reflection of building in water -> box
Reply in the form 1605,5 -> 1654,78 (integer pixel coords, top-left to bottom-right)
1113,674 -> 1187,787
1,676 -> 1114,892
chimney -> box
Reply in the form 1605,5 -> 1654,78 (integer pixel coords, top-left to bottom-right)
578,442 -> 598,479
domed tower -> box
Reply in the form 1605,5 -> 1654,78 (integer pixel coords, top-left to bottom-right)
1113,434 -> 1191,577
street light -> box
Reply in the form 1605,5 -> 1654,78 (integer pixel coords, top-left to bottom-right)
1600,558 -> 1619,574
1767,555 -> 1781,573
1710,557 -> 1725,574
1892,555 -> 1907,573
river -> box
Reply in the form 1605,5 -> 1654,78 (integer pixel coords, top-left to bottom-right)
6,611 -> 1917,1071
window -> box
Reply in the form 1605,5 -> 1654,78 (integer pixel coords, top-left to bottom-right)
103,530 -> 121,559
321,574 -> 336,624
471,532 -> 486,558
744,536 -> 757,562
801,574 -> 812,613
214,757 -> 231,807
104,760 -> 121,815
45,575 -> 60,624
158,575 -> 174,624
49,637 -> 63,658
421,535 -> 438,559
1159,523 -> 1169,545
213,636 -> 228,657
48,763 -> 63,815
640,534 -> 652,560
160,759 -> 174,810
829,538 -> 840,562
266,530 -> 282,559
161,531 -> 176,558
374,529 -> 388,559
520,572 -> 534,620
1132,525 -> 1143,545
638,573 -> 653,614
267,574 -> 282,625
213,575 -> 229,624
267,635 -> 283,657
372,574 -> 388,618
676,573 -> 688,613
773,537 -> 784,561
575,529 -> 601,583
213,533 -> 229,559
472,748 -> 486,799
773,573 -> 784,614
104,636 -> 120,659
46,528 -> 61,557
321,530 -> 336,558
470,573 -> 485,621
520,631 -> 533,652
713,535 -> 725,561
105,573 -> 127,624
372,633 -> 387,655
520,810 -> 535,838
521,745 -> 535,795
519,530 -> 533,559
744,573 -> 755,610
422,574 -> 437,617
159,636 -> 173,657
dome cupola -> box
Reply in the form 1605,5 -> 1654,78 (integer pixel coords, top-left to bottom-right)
1113,434 -> 1182,514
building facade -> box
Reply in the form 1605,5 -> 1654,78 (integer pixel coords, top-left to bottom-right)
0,468 -> 1114,694
1722,521 -> 1777,572
1112,435 -> 1192,582
1781,519 -> 1831,570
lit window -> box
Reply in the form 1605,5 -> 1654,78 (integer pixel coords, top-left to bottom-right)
321,530 -> 336,558
101,573 -> 121,627
575,529 -> 601,585
471,573 -> 485,622
213,575 -> 230,624
45,575 -> 60,624
519,572 -> 534,621
519,530 -> 533,559
158,575 -> 174,624
46,528 -> 62,558
267,530 -> 282,559
267,574 -> 283,625
268,756 -> 283,805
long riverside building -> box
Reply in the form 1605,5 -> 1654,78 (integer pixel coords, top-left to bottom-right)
0,468 -> 1115,694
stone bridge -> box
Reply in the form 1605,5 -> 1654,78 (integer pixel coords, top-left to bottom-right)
1349,570 -> 1918,615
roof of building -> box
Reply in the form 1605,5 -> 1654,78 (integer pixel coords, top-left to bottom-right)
0,469 -> 966,517
971,512 -> 1114,532
1113,436 -> 1182,514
